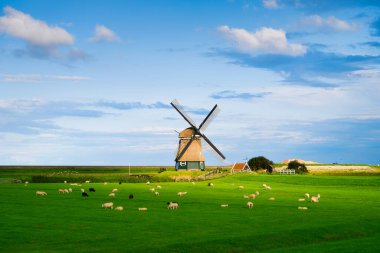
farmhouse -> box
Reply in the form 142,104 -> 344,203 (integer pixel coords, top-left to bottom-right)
231,162 -> 251,173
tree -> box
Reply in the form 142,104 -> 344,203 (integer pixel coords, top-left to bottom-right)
287,160 -> 308,174
248,156 -> 274,173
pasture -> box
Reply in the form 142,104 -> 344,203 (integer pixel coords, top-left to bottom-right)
0,174 -> 380,252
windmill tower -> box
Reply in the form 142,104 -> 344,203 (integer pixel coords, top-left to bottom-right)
170,99 -> 225,170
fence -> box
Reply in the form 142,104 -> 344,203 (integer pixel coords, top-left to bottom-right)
278,169 -> 295,175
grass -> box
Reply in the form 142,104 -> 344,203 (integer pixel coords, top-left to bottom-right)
0,174 -> 379,252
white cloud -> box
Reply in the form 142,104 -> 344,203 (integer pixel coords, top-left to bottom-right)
90,25 -> 119,42
217,25 -> 306,56
263,0 -> 279,9
1,73 -> 91,83
0,6 -> 74,46
302,15 -> 357,32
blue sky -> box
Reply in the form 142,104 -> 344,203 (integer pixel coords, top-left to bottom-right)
0,0 -> 379,165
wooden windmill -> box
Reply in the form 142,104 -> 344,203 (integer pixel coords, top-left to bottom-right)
170,99 -> 225,170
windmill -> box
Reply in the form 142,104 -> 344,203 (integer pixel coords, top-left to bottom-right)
170,99 -> 225,170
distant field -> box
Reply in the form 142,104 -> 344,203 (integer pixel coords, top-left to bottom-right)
0,174 -> 379,252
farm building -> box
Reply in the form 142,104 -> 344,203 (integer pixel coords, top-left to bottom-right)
231,162 -> 251,173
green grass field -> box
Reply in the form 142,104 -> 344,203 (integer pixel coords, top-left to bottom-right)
1,174 -> 379,252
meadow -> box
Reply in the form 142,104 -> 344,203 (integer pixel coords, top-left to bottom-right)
0,173 -> 379,252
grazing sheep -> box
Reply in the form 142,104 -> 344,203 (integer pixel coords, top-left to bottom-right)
64,189 -> 69,193
244,193 -> 256,199
36,191 -> 47,196
82,192 -> 89,197
150,188 -> 156,192
255,191 -> 260,196
208,182 -> 214,187
112,188 -> 118,193
298,206 -> 308,210
247,202 -> 253,208
177,192 -> 187,197
85,180 -> 90,183
155,191 -> 160,196
104,182 -> 108,185
80,188 -> 85,193
238,185 -> 244,190
70,183 -> 78,186
156,185 -> 162,189
89,188 -> 95,192
108,193 -> 115,197
310,194 -> 320,203
128,194 -> 134,199
138,207 -> 148,211
269,197 -> 275,201
102,202 -> 114,209
24,181 -> 29,186
298,198 -> 305,202
305,193 -> 310,199
220,204 -> 229,208
167,202 -> 178,209
64,180 -> 67,184
58,189 -> 65,194
115,206 -> 124,211
68,188 -> 72,192
146,181 -> 150,185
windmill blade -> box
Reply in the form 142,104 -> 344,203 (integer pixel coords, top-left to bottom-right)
203,140 -> 226,163
176,138 -> 194,161
198,104 -> 220,132
200,133 -> 226,160
170,99 -> 196,128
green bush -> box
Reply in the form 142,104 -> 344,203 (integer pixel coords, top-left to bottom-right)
248,156 -> 274,173
287,160 -> 308,174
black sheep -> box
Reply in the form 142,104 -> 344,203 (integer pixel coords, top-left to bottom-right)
82,192 -> 89,197
128,194 -> 134,199
89,188 -> 95,192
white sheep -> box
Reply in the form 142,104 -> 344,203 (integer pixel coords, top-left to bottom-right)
167,202 -> 178,209
247,202 -> 253,208
255,191 -> 260,196
108,193 -> 115,197
155,191 -> 160,196
244,193 -> 256,199
58,189 -> 65,194
150,188 -> 155,192
146,181 -> 150,185
80,188 -> 85,193
24,181 -> 29,186
177,191 -> 187,197
138,207 -> 148,211
104,182 -> 108,185
64,180 -> 67,184
156,185 -> 162,189
310,194 -> 320,203
70,183 -> 78,186
305,193 -> 310,199
269,197 -> 275,201
36,191 -> 47,196
298,198 -> 305,202
238,185 -> 244,190
115,206 -> 124,211
220,204 -> 229,208
102,202 -> 114,209
68,188 -> 72,192
85,180 -> 90,183
64,189 -> 69,193
298,206 -> 308,210
112,188 -> 118,193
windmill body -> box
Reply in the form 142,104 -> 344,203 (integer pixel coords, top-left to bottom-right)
171,100 -> 225,171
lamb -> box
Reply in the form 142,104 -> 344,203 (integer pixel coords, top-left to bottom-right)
304,193 -> 310,199
220,204 -> 229,208
112,188 -> 118,193
310,194 -> 320,203
138,207 -> 148,211
298,206 -> 308,210
36,191 -> 47,196
115,206 -> 124,211
128,194 -> 134,199
167,202 -> 178,209
82,192 -> 89,197
247,202 -> 253,208
89,188 -> 95,192
102,202 -> 114,209
108,193 -> 115,197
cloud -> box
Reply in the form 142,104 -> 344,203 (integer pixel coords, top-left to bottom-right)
90,25 -> 119,42
217,26 -> 306,56
95,101 -> 171,110
301,15 -> 357,32
207,49 -> 380,87
0,6 -> 74,46
361,41 -> 380,48
210,90 -> 271,100
262,0 -> 279,9
0,73 -> 91,83
370,17 -> 380,36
